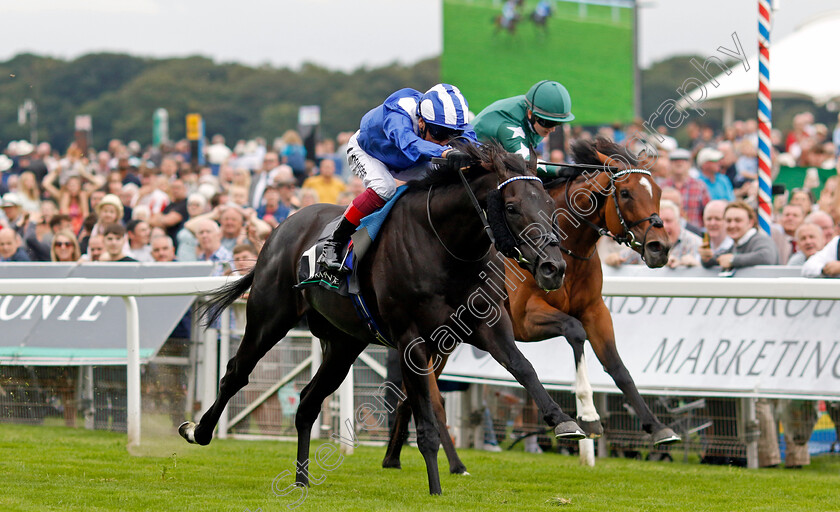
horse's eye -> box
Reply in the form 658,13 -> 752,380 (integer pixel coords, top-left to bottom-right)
619,189 -> 631,199
505,203 -> 518,214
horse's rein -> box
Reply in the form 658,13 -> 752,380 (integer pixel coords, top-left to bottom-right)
426,160 -> 552,265
426,183 -> 492,263
557,166 -> 663,258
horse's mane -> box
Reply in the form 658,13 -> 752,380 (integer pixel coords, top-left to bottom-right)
544,137 -> 640,190
406,139 -> 529,191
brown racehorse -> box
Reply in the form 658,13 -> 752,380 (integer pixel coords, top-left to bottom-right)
383,138 -> 680,474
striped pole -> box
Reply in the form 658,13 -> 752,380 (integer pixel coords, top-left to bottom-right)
757,0 -> 773,235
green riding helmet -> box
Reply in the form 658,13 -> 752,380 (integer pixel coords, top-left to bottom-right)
524,80 -> 574,123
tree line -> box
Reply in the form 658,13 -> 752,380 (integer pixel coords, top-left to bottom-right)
0,53 -> 438,151
1,52 -> 828,153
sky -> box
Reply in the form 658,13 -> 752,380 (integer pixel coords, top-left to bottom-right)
0,0 -> 838,70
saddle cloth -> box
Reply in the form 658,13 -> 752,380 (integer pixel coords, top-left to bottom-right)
295,187 -> 408,347
296,185 -> 408,296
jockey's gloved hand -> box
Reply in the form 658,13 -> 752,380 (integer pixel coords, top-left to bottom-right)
444,149 -> 472,171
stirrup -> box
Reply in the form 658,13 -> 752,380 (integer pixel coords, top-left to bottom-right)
319,240 -> 348,272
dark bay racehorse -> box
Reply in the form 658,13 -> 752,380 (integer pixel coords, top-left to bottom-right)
178,141 -> 585,495
530,0 -> 552,32
383,138 -> 680,474
494,0 -> 523,35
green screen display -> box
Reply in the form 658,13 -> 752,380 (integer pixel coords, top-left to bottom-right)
442,0 -> 635,125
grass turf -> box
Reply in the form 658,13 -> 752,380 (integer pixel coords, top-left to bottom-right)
3,424 -> 840,511
442,0 -> 635,125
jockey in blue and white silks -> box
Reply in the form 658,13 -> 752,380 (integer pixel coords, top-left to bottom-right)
320,84 -> 478,271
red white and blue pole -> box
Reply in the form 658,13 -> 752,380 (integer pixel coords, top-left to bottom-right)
757,0 -> 773,235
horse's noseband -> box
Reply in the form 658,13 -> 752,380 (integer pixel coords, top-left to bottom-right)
489,175 -> 559,266
559,167 -> 663,261
607,169 -> 663,255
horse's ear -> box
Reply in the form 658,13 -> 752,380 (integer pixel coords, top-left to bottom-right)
492,151 -> 507,178
594,150 -> 624,170
527,146 -> 538,176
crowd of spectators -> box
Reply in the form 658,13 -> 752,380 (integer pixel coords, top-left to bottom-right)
598,114 -> 840,277
1,111 -> 838,465
0,131 -> 358,277
1,114 -> 838,276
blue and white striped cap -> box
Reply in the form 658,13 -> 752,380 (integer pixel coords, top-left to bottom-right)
419,84 -> 470,131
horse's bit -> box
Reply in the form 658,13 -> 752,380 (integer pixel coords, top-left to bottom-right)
562,167 -> 663,260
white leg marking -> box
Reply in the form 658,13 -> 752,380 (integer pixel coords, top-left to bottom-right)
575,354 -> 599,422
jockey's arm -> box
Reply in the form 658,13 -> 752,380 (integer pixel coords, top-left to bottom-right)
382,110 -> 449,164
493,123 -> 559,178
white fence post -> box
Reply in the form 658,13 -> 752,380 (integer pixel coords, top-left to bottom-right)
339,364 -> 354,454
311,335 -> 322,440
123,296 -> 141,448
217,309 -> 231,439
202,328 -> 219,426
745,397 -> 759,469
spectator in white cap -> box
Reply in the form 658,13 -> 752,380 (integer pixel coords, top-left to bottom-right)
83,193 -> 128,255
0,154 -> 13,195
697,147 -> 735,202
1,192 -> 27,237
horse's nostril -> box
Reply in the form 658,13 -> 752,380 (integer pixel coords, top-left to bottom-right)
540,262 -> 559,276
647,242 -> 663,254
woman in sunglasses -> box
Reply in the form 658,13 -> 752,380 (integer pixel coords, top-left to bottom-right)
473,80 -> 574,178
320,83 -> 478,271
51,229 -> 81,262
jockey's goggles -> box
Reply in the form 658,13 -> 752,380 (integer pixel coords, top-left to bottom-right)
534,116 -> 560,129
426,123 -> 463,143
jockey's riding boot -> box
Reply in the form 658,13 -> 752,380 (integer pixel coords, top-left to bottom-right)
320,217 -> 357,271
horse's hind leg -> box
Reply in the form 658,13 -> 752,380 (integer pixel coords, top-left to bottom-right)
294,333 -> 367,487
382,390 -> 411,469
383,364 -> 468,475
563,319 -> 603,438
180,293 -> 302,446
518,302 -> 602,437
430,375 -> 468,474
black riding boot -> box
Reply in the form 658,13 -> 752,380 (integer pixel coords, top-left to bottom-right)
319,217 -> 356,271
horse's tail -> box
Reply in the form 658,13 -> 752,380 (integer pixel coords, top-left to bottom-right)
197,270 -> 255,326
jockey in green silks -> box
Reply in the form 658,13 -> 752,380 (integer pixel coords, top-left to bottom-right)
473,80 -> 574,178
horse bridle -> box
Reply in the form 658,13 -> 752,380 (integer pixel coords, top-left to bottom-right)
561,167 -> 663,261
426,169 -> 559,265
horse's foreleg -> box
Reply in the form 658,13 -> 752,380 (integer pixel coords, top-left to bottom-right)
428,371 -> 468,474
294,337 -> 367,487
517,302 -> 602,437
399,333 -> 442,495
473,314 -> 583,440
582,303 -> 680,446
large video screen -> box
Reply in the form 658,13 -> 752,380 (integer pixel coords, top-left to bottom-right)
442,0 -> 635,126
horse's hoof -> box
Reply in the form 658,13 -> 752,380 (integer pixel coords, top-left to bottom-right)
179,421 -> 197,444
450,465 -> 468,475
555,421 -> 586,440
652,427 -> 681,446
456,471 -> 471,476
577,418 -> 603,438
381,459 -> 401,470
